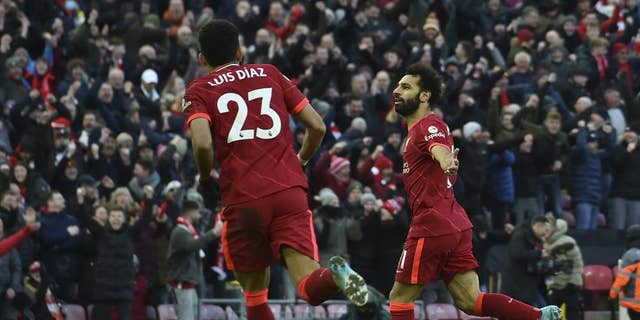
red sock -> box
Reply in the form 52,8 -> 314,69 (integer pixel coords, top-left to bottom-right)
390,302 -> 415,320
243,289 -> 274,320
297,267 -> 339,306
474,292 -> 542,320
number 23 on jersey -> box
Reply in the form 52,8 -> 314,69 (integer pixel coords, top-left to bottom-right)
217,87 -> 281,143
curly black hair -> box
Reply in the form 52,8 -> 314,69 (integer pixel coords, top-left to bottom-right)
405,63 -> 442,104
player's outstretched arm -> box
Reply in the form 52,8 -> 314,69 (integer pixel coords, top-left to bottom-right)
431,145 -> 460,175
190,118 -> 214,179
295,104 -> 326,166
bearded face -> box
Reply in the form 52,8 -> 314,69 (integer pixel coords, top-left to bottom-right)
394,91 -> 421,117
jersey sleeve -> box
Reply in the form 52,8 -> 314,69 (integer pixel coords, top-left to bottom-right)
183,84 -> 213,126
272,66 -> 308,115
419,119 -> 451,156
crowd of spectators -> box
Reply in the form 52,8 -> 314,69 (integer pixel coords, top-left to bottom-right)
1,0 -> 640,318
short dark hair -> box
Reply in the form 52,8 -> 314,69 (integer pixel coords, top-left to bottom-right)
405,63 -> 442,104
198,19 -> 240,67
458,40 -> 473,57
531,215 -> 549,225
136,159 -> 154,172
181,200 -> 200,215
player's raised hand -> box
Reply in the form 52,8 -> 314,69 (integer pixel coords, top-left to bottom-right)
444,148 -> 460,175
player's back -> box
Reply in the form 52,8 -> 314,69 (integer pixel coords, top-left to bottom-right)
401,114 -> 472,237
183,63 -> 308,206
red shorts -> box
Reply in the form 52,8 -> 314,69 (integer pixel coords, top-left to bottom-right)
395,229 -> 478,285
221,187 -> 319,272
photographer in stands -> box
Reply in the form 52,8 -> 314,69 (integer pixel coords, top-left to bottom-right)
503,216 -> 548,307
534,215 -> 583,320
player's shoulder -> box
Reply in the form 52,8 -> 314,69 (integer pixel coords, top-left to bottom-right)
186,74 -> 213,92
415,113 -> 443,130
424,113 -> 446,126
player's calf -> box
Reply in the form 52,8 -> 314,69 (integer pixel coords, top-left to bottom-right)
243,289 -> 275,320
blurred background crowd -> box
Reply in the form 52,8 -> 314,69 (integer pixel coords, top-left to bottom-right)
1,0 -> 640,318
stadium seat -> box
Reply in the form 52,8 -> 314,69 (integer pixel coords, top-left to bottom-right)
563,211 -> 576,228
147,305 -> 158,320
293,304 -> 327,318
268,304 -> 293,319
426,303 -> 460,320
458,309 -> 497,319
583,265 -> 614,290
612,265 -> 620,278
327,303 -> 348,318
561,194 -> 572,210
225,306 -> 239,320
583,265 -> 614,310
200,304 -> 225,320
157,304 -> 177,320
314,305 -> 327,317
597,213 -> 607,228
62,304 -> 86,320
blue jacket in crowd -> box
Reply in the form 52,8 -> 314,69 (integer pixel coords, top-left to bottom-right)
571,128 -> 615,206
485,150 -> 516,203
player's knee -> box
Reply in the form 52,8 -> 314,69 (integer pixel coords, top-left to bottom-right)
453,296 -> 476,315
389,283 -> 418,303
450,288 -> 480,315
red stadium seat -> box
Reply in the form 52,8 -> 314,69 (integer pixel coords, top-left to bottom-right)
562,194 -> 572,210
200,304 -> 225,320
563,211 -> 576,228
583,265 -> 614,290
426,303 -> 460,319
327,303 -> 348,318
62,304 -> 86,320
597,213 -> 607,228
583,265 -> 614,310
157,304 -> 178,320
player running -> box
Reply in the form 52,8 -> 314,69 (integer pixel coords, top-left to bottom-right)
184,20 -> 368,320
387,63 -> 561,320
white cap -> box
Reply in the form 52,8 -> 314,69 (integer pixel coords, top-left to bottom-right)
162,180 -> 182,195
463,121 -> 482,139
141,69 -> 158,84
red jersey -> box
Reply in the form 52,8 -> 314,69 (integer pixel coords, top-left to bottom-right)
401,114 -> 472,238
183,63 -> 309,206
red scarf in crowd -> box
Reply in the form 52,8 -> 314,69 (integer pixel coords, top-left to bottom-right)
594,54 -> 609,78
176,216 -> 198,238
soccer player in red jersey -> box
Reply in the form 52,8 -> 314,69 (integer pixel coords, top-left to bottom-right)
184,20 -> 368,320
387,63 -> 561,320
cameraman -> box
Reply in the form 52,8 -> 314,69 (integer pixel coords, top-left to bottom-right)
502,216 -> 548,307
535,215 -> 584,320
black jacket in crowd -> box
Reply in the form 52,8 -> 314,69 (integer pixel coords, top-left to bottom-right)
611,142 -> 640,200
82,199 -> 152,302
502,223 -> 544,305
